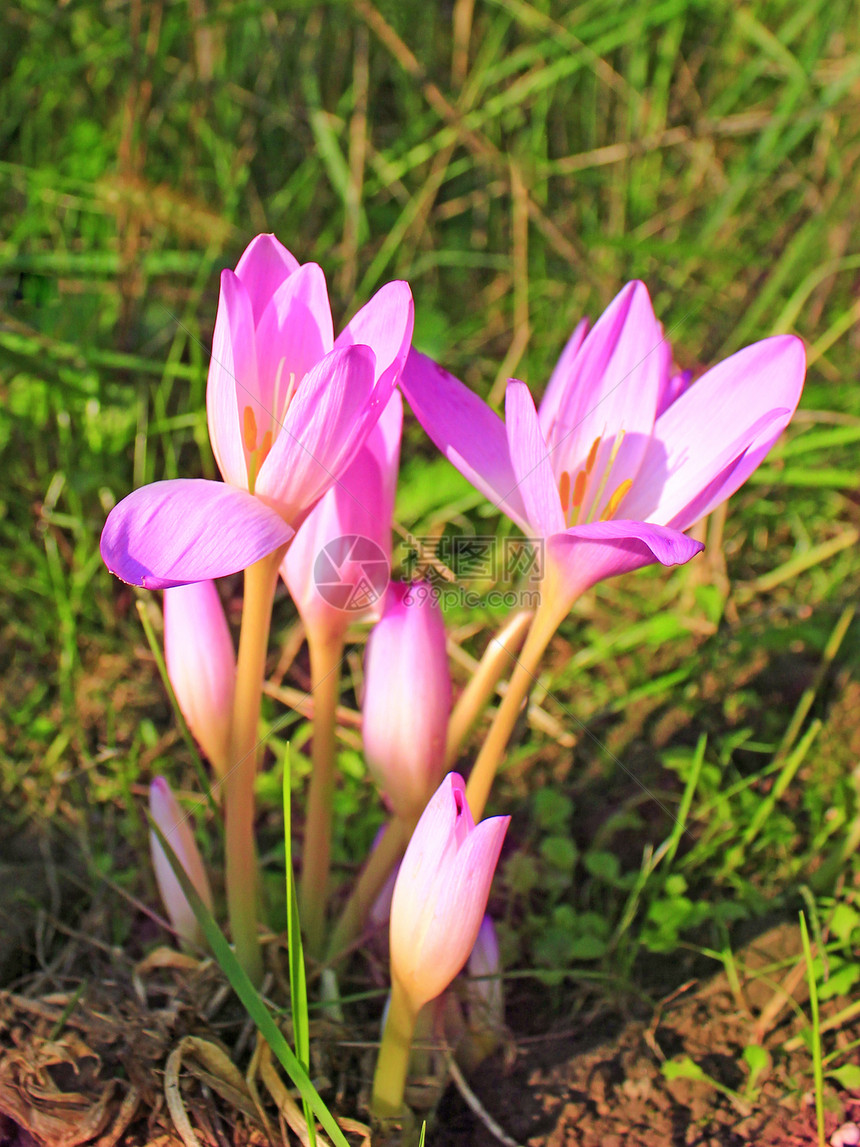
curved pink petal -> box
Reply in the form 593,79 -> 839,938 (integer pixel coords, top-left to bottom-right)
545,520 -> 703,606
366,389 -> 403,521
622,335 -> 806,530
255,344 -> 377,523
505,381 -> 565,537
206,270 -> 259,488
537,317 -> 589,441
254,262 -> 334,418
410,812 -> 509,1005
334,280 -> 414,395
546,282 -> 669,497
100,479 -> 294,589
234,233 -> 300,325
399,350 -> 531,533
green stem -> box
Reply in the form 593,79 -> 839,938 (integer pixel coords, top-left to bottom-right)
326,818 -> 410,963
225,549 -> 283,986
465,588 -> 565,821
299,629 -> 344,956
371,974 -> 418,1121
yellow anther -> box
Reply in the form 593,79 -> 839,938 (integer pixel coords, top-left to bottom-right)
600,478 -> 633,521
243,405 -> 258,453
259,429 -> 273,464
558,470 -> 571,512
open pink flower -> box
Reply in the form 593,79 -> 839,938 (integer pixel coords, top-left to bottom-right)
282,391 -> 402,644
101,234 -> 414,589
389,773 -> 508,1014
400,282 -> 805,612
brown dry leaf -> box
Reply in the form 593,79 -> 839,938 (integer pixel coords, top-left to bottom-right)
135,948 -> 205,977
254,1036 -> 331,1147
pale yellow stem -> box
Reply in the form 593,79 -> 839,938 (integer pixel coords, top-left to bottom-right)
225,548 -> 283,986
371,974 -> 419,1121
445,609 -> 534,767
465,589 -> 566,821
299,629 -> 344,956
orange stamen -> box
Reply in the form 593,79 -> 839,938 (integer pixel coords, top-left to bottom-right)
585,436 -> 601,474
243,405 -> 258,453
259,430 -> 273,463
600,478 -> 633,521
558,470 -> 571,512
571,469 -> 588,508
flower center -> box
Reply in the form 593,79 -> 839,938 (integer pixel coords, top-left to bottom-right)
557,431 -> 632,526
241,359 -> 298,493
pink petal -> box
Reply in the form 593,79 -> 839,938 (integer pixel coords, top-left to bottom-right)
546,282 -> 669,505
149,776 -> 213,946
255,344 -> 377,523
234,234 -> 300,325
206,270 -> 259,488
404,810 -> 509,1008
545,520 -> 704,606
254,262 -> 334,418
100,479 -> 294,589
335,280 -> 415,394
282,448 -> 390,633
505,381 -> 565,537
537,317 -> 589,441
399,350 -> 531,533
622,335 -> 806,530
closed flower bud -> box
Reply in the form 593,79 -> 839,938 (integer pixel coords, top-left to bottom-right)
389,773 -> 509,1015
362,581 -> 451,821
149,777 -> 214,948
164,579 -> 235,776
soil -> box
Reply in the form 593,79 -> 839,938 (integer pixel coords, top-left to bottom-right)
2,919 -> 859,1146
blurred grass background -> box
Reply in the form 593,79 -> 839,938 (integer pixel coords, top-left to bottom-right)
2,0 -> 860,994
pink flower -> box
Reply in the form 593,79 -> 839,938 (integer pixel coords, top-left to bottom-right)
163,580 -> 236,777
101,235 -> 414,589
149,776 -> 214,947
282,391 -> 402,644
362,581 -> 452,821
389,773 -> 508,1014
400,282 -> 805,611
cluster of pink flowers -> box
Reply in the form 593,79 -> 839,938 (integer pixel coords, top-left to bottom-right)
102,234 -> 805,1118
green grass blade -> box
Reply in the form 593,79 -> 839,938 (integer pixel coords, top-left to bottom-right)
799,911 -> 826,1147
149,819 -> 350,1147
283,743 -> 315,1146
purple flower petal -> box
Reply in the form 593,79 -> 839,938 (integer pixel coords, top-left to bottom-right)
546,282 -> 669,495
623,335 -> 806,530
545,519 -> 704,605
255,262 -> 334,417
255,344 -> 377,523
335,280 -> 415,394
537,317 -> 589,441
399,350 -> 531,533
505,381 -> 566,536
206,270 -> 259,489
234,234 -> 300,325
101,479 -> 294,589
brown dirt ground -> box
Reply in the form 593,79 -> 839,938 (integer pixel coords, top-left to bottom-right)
2,920 -> 859,1146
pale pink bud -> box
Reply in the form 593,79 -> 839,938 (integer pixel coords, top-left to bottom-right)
362,581 -> 451,820
164,580 -> 235,776
149,777 -> 214,947
389,773 -> 509,1014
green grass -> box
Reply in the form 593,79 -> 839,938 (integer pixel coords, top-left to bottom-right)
2,0 -> 860,1130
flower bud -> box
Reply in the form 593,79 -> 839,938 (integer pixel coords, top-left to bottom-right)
362,581 -> 451,820
163,580 -> 235,776
149,777 -> 213,948
389,773 -> 509,1014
